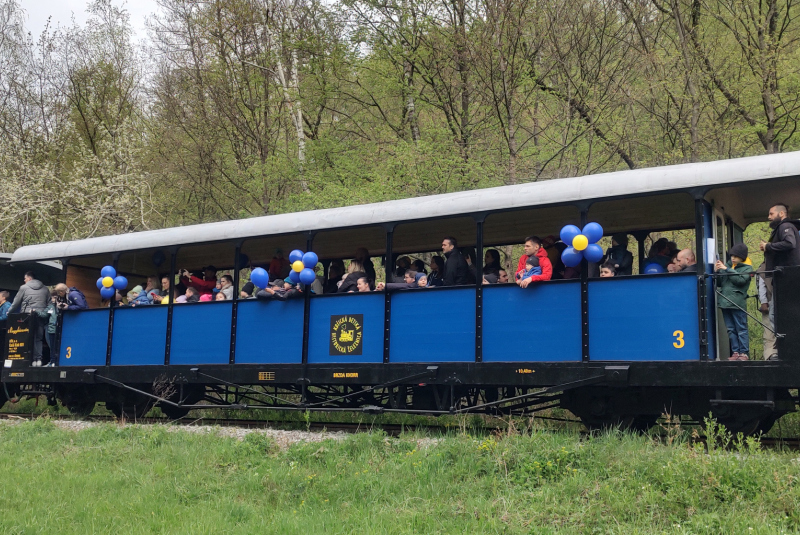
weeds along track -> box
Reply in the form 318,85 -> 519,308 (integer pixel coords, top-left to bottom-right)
2,412 -> 800,450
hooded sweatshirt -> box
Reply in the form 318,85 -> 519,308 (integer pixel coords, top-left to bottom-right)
515,247 -> 553,283
9,278 -> 50,314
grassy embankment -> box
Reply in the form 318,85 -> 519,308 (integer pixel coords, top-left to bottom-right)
1,418 -> 799,534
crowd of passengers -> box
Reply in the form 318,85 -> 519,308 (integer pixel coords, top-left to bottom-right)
4,203 -> 798,366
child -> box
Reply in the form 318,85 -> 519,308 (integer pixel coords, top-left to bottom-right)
715,243 -> 754,361
599,263 -> 616,278
518,256 -> 541,281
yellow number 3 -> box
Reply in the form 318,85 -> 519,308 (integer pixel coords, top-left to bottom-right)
65,347 -> 72,359
673,331 -> 685,349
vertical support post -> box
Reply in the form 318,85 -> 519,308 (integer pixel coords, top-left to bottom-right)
165,248 -> 178,366
694,196 -> 710,361
301,232 -> 314,365
637,238 -> 645,273
579,209 -> 590,362
383,225 -> 394,363
229,242 -> 242,365
105,253 -> 120,367
475,218 -> 484,362
53,258 -> 70,366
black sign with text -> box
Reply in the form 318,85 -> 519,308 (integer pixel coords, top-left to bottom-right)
4,313 -> 33,361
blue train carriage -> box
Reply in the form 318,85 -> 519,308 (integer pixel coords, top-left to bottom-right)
3,152 -> 800,433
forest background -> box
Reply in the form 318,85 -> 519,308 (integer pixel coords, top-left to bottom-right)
1,0 -> 798,251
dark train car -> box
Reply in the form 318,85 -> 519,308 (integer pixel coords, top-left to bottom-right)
3,152 -> 800,433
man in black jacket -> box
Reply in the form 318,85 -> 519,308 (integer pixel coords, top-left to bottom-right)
441,236 -> 471,286
759,203 -> 800,360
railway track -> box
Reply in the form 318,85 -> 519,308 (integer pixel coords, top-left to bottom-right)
2,412 -> 799,448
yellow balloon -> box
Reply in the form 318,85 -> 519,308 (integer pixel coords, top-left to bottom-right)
572,234 -> 589,251
102,276 -> 114,288
292,260 -> 304,273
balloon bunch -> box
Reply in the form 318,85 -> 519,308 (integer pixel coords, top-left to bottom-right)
288,249 -> 319,285
559,223 -> 604,267
96,266 -> 128,300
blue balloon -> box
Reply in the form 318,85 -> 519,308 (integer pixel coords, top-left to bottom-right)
250,267 -> 269,288
561,247 -> 583,268
100,265 -> 116,278
302,251 -> 319,269
96,277 -> 104,290
299,267 -> 316,285
112,275 -> 128,290
289,249 -> 304,263
100,287 -> 115,299
584,243 -> 604,263
644,263 -> 665,274
288,270 -> 301,284
582,222 -> 604,244
560,225 -> 581,246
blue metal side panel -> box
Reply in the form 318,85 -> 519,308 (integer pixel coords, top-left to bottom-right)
308,294 -> 384,363
589,275 -> 700,361
110,307 -> 168,365
60,310 -> 109,367
169,303 -> 232,365
483,282 -> 582,362
390,289 -> 475,362
236,299 -> 304,364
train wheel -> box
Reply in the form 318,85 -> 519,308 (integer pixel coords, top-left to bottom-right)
158,387 -> 204,420
58,387 -> 96,418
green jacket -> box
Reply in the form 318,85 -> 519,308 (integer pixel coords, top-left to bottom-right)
716,259 -> 753,310
36,301 -> 58,334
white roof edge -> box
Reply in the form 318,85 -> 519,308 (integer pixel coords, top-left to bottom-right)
11,151 -> 800,263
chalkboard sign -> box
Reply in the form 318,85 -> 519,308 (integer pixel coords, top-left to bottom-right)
4,313 -> 33,362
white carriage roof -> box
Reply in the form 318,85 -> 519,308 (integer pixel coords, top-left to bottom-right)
11,151 -> 800,263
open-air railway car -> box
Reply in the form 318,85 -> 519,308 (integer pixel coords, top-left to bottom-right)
3,152 -> 800,433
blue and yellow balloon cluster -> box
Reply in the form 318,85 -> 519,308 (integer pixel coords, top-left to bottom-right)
560,223 -> 604,267
96,266 -> 127,300
249,249 -> 319,289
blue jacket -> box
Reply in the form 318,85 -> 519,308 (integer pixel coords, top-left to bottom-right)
0,301 -> 10,321
66,287 -> 88,310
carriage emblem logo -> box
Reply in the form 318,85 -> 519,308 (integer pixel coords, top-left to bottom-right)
330,315 -> 363,356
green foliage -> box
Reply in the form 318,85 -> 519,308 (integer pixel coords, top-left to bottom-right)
1,421 -> 800,533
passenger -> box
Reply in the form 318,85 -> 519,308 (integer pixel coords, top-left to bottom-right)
498,269 -> 509,283
599,263 -> 616,278
179,266 -> 217,296
8,271 -> 50,367
143,276 -> 162,301
517,256 -> 542,281
337,261 -> 367,293
356,276 -> 372,292
152,276 -> 173,304
515,236 -> 553,288
0,290 -> 10,321
310,265 -> 325,295
54,282 -> 88,310
36,290 -> 59,365
355,248 -> 377,283
412,259 -> 428,275
461,247 -> 478,284
158,287 -> 180,305
219,274 -> 234,300
185,287 -> 201,303
213,279 -> 222,296
482,273 -> 498,285
441,237 -> 471,286
667,241 -> 679,256
240,282 -> 256,299
675,249 -> 698,273
603,234 -> 633,276
394,256 -> 411,282
127,285 -> 149,307
483,249 -> 501,276
199,294 -> 213,302
416,273 -> 428,287
759,204 -> 800,359
756,262 -> 777,360
215,292 -> 226,301
268,249 -> 291,279
428,256 -> 445,287
175,295 -> 188,304
646,238 -> 671,269
715,243 -> 753,361
541,236 -> 563,280
325,261 -> 345,294
376,270 -> 418,291
256,279 -> 301,300
667,254 -> 680,273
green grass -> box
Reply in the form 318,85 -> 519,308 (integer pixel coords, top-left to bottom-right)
1,420 -> 800,534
